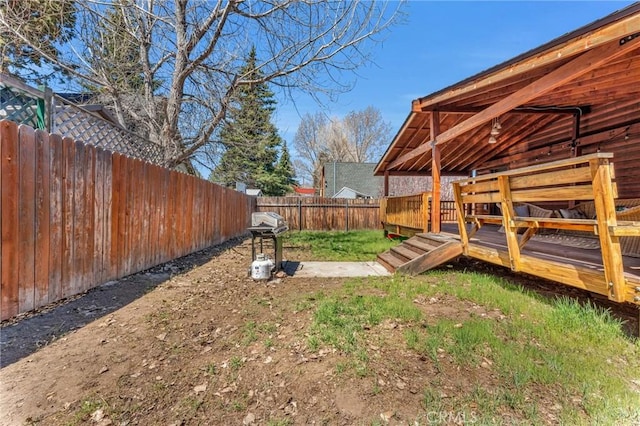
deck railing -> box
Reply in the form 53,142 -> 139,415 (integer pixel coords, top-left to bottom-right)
380,192 -> 431,235
380,193 -> 458,236
452,153 -> 640,304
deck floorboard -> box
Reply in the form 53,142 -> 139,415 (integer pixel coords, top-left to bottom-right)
441,223 -> 640,283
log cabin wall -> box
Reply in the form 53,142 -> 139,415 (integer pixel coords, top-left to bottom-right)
474,118 -> 640,200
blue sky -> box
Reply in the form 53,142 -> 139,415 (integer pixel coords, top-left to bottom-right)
275,0 -> 635,179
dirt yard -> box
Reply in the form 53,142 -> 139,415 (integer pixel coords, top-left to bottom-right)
1,236 -> 638,425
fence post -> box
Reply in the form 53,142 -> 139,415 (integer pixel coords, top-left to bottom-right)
422,192 -> 430,233
298,198 -> 302,231
345,199 -> 349,232
44,87 -> 53,132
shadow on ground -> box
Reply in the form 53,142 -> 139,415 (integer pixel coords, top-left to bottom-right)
0,237 -> 246,368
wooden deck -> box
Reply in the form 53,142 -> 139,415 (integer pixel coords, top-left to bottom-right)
451,153 -> 640,305
379,154 -> 640,306
442,223 -> 640,288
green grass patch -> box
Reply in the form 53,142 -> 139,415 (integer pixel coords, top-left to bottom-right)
284,230 -> 398,261
305,268 -> 640,424
310,292 -> 422,354
72,398 -> 107,425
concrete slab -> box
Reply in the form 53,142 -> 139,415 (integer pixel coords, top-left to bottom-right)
283,261 -> 391,278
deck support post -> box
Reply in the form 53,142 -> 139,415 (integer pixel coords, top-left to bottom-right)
430,112 -> 442,234
384,170 -> 389,197
452,182 -> 469,255
422,192 -> 430,233
497,175 -> 522,271
590,157 -> 625,302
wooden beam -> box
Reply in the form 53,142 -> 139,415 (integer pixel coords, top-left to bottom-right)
415,12 -> 640,110
419,105 -> 590,115
431,112 -> 441,233
374,170 -> 466,177
590,157 -> 625,302
498,175 -> 521,271
452,182 -> 469,255
375,111 -> 417,175
383,170 -> 389,196
388,36 -> 640,170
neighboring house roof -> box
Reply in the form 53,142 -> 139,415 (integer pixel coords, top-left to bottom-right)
320,162 -> 457,199
246,189 -> 263,196
322,162 -> 381,198
333,186 -> 372,199
293,186 -> 315,196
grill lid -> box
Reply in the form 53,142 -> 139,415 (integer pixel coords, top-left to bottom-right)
250,212 -> 288,234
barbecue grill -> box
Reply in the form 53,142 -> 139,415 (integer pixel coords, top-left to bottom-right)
247,212 -> 288,273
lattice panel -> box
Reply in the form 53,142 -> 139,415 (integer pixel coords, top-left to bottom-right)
53,104 -> 164,165
0,86 -> 39,128
1,75 -> 166,166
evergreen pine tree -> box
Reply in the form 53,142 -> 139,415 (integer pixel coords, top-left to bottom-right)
274,142 -> 297,193
211,47 -> 288,195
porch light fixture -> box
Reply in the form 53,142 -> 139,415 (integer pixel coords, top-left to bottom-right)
490,117 -> 501,135
488,117 -> 500,143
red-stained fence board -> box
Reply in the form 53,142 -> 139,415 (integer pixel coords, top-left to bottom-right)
159,168 -> 170,264
18,125 -> 36,313
168,172 -> 177,261
111,153 -> 123,279
34,129 -> 51,307
119,154 -> 129,277
1,121 -> 19,320
61,137 -> 75,298
172,173 -> 181,258
138,162 -> 149,271
101,149 -> 113,281
124,157 -> 135,276
83,144 -> 96,290
93,148 -> 105,283
148,164 -> 160,267
132,159 -> 144,272
48,134 -> 63,303
72,140 -> 86,293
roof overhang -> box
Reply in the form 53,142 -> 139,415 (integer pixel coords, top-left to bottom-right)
375,3 -> 640,176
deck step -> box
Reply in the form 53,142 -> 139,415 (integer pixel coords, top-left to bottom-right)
377,233 -> 462,275
415,233 -> 452,246
391,245 -> 421,261
404,238 -> 440,253
377,252 -> 405,272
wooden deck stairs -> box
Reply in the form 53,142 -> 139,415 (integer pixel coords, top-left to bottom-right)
377,233 -> 463,275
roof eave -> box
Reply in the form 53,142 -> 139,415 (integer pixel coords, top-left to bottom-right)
414,2 -> 640,111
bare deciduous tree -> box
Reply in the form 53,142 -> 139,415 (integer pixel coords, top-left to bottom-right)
342,106 -> 391,162
292,111 -> 329,186
293,106 -> 391,186
0,0 -> 405,170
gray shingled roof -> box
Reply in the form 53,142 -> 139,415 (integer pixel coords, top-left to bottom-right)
323,162 -> 381,198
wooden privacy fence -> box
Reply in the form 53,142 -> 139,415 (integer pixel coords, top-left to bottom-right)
256,197 -> 380,231
1,120 -> 254,321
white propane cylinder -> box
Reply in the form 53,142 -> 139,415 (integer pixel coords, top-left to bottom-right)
251,253 -> 273,280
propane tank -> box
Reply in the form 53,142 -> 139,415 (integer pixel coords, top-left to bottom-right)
251,253 -> 273,280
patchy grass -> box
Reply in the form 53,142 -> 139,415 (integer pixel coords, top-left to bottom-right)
284,230 -> 398,261
306,271 -> 640,424
28,231 -> 640,425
